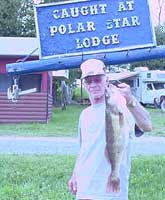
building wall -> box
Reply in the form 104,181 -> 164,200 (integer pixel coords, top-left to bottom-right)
0,55 -> 51,94
0,55 -> 53,123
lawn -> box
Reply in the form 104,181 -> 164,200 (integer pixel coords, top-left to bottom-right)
0,155 -> 164,200
0,105 -> 86,137
0,105 -> 164,137
146,107 -> 165,137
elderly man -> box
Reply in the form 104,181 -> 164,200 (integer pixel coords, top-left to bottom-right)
68,59 -> 152,200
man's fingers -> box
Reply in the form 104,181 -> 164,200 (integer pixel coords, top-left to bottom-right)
68,181 -> 73,192
68,180 -> 77,195
117,83 -> 129,89
106,83 -> 118,94
72,180 -> 77,192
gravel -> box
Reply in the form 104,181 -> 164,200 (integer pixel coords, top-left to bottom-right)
0,135 -> 164,156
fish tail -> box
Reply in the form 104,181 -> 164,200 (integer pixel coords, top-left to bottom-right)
106,175 -> 120,193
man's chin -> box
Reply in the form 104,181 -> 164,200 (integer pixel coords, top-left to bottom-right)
92,94 -> 104,100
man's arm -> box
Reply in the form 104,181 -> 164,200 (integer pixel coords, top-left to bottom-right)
127,96 -> 152,132
68,154 -> 80,195
68,125 -> 82,195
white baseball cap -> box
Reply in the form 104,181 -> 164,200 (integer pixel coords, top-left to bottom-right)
80,59 -> 106,79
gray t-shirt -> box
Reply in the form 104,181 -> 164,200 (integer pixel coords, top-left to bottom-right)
75,103 -> 135,200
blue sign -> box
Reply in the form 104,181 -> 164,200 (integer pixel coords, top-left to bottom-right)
35,0 -> 156,58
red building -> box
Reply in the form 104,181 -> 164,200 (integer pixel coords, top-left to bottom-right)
0,37 -> 53,123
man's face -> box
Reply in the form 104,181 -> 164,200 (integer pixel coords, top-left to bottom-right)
84,75 -> 106,100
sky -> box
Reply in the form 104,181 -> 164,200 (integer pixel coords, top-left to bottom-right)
150,0 -> 165,26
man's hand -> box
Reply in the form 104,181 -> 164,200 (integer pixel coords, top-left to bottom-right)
117,83 -> 152,132
68,174 -> 77,195
116,83 -> 134,105
106,83 -> 127,114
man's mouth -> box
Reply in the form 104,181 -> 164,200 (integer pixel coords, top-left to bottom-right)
90,90 -> 100,93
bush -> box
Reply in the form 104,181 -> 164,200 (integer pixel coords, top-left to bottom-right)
73,87 -> 89,101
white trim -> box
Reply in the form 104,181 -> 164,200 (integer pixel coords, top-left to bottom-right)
0,37 -> 39,56
41,43 -> 155,59
35,0 -> 89,8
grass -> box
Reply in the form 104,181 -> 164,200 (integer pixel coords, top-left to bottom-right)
0,105 -> 86,137
145,107 -> 165,136
0,155 -> 74,200
129,155 -> 165,200
0,105 -> 164,137
73,87 -> 89,100
0,155 -> 164,200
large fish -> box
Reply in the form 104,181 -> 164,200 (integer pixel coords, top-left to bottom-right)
105,84 -> 129,193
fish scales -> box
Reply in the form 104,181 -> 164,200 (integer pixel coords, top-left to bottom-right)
105,88 -> 127,193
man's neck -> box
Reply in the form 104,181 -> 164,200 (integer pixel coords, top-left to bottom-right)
90,96 -> 105,105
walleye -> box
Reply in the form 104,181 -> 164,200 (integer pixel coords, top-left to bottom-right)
105,84 -> 129,193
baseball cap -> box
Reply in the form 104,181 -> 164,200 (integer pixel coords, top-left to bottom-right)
80,59 -> 106,79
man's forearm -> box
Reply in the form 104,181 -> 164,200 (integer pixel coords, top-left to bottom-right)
71,153 -> 81,177
127,99 -> 152,132
117,83 -> 152,132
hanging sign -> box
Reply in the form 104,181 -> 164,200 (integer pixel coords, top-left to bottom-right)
35,0 -> 156,58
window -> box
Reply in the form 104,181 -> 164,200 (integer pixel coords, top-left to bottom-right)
137,78 -> 139,87
147,73 -> 151,78
153,83 -> 165,90
147,83 -> 153,90
0,74 -> 12,92
124,80 -> 134,87
19,74 -> 41,92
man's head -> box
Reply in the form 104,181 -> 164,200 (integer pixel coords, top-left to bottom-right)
80,59 -> 106,103
80,59 -> 106,79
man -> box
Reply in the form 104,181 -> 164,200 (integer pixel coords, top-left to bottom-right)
68,59 -> 152,200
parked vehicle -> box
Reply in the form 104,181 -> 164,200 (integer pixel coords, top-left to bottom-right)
107,68 -> 165,112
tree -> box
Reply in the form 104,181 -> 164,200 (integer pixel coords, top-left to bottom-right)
67,69 -> 81,86
155,23 -> 165,45
0,0 -> 22,36
0,0 -> 36,37
0,0 -> 69,37
18,0 -> 36,37
130,24 -> 165,70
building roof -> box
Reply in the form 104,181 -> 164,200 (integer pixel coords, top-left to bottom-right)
107,71 -> 138,81
0,37 -> 39,56
52,70 -> 69,79
0,37 -> 69,79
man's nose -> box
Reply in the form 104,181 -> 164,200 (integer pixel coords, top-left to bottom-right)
89,80 -> 97,86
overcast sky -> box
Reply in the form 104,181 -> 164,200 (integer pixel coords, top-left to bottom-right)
150,0 -> 165,26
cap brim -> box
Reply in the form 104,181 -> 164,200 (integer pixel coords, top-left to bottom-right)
81,72 -> 105,79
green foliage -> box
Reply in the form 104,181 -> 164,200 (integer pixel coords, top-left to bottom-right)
131,24 -> 165,70
0,155 -> 164,199
0,0 -> 75,37
0,0 -> 22,36
0,0 -> 37,37
130,59 -> 165,71
145,108 -> 165,136
72,87 -> 89,101
19,0 -> 36,37
0,106 -> 164,137
0,105 -> 86,137
0,155 -> 75,199
155,23 -> 165,46
129,155 -> 165,200
67,68 -> 81,86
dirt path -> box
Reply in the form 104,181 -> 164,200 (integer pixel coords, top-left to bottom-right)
0,135 -> 164,156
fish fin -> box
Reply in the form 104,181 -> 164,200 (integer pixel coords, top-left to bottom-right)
106,175 -> 120,193
104,147 -> 111,164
